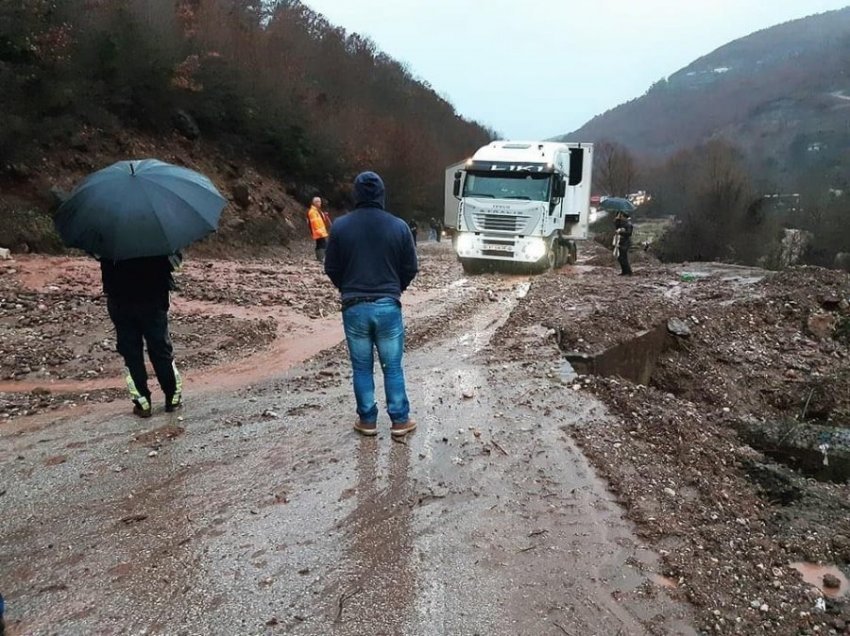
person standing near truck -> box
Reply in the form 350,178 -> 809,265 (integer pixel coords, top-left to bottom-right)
307,196 -> 332,262
614,210 -> 634,276
408,218 -> 419,245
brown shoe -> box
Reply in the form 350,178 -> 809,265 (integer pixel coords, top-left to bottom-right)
390,419 -> 416,437
353,420 -> 377,436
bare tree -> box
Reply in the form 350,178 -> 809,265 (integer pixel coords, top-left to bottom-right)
655,140 -> 775,264
594,140 -> 637,197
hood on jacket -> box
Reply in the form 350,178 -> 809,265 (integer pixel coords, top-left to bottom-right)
354,171 -> 385,210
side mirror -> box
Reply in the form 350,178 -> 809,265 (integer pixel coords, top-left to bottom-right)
556,179 -> 567,198
453,174 -> 462,197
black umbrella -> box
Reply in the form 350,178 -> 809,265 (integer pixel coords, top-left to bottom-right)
599,197 -> 636,213
55,159 -> 226,259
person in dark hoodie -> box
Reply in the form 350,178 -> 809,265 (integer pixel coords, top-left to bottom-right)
324,172 -> 419,437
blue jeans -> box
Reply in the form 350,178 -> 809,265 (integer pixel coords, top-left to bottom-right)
342,298 -> 410,424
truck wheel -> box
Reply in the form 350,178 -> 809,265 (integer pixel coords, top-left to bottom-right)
460,258 -> 486,275
546,246 -> 556,271
554,243 -> 567,268
530,246 -> 555,274
567,240 -> 578,265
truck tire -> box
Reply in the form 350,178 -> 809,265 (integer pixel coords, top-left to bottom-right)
545,245 -> 556,271
529,244 -> 556,274
460,258 -> 487,275
567,240 -> 577,265
554,242 -> 568,268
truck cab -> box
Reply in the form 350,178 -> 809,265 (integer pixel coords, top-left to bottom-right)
446,141 -> 593,273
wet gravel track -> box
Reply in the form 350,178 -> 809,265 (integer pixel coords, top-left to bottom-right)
0,254 -> 694,635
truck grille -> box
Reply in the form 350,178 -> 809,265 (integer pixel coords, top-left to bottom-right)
472,213 -> 530,233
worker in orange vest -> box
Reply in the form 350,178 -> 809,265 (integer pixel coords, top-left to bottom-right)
307,196 -> 332,262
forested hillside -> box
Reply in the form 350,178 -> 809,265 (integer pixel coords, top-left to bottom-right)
0,0 -> 491,250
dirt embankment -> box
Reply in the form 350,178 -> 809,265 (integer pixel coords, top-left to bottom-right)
0,129 -> 321,256
495,242 -> 850,635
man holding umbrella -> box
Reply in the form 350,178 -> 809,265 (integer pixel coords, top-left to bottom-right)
600,197 -> 636,277
100,254 -> 183,417
614,210 -> 634,276
55,159 -> 226,417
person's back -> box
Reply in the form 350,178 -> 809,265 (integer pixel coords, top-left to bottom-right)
100,256 -> 174,307
325,174 -> 417,303
324,172 -> 418,438
100,254 -> 183,416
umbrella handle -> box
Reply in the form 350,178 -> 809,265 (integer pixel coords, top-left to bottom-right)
168,252 -> 184,271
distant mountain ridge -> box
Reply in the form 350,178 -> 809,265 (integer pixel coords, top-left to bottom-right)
558,7 -> 850,187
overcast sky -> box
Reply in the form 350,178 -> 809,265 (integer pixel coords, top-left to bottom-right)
302,1 -> 849,139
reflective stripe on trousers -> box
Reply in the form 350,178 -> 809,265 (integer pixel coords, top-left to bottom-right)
124,367 -> 150,410
171,362 -> 182,407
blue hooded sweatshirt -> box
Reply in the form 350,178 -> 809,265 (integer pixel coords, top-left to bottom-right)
324,172 -> 418,304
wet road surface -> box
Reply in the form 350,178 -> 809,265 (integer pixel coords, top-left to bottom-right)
0,270 -> 695,635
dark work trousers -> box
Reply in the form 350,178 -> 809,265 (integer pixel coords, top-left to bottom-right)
618,245 -> 633,275
315,237 -> 328,262
107,298 -> 177,401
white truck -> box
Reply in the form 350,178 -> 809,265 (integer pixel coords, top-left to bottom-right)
444,141 -> 593,273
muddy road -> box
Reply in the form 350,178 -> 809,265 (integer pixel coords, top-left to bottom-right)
0,244 -> 694,635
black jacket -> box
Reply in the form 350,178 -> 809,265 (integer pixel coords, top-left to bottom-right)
616,219 -> 634,248
100,255 -> 178,307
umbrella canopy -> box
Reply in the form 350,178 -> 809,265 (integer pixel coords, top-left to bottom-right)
55,159 -> 226,260
599,197 -> 636,213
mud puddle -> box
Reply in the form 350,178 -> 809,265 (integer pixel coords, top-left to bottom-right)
791,562 -> 850,598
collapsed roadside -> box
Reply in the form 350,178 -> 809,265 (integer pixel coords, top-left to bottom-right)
494,242 -> 850,635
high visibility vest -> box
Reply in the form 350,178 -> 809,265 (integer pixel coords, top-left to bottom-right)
307,206 -> 329,240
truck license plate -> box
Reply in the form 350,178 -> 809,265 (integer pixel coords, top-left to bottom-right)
485,244 -> 513,252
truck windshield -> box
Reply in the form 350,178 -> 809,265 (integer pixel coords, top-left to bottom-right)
462,172 -> 552,202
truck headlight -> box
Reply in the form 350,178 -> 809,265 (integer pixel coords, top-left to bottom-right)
456,232 -> 474,254
525,238 -> 547,261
